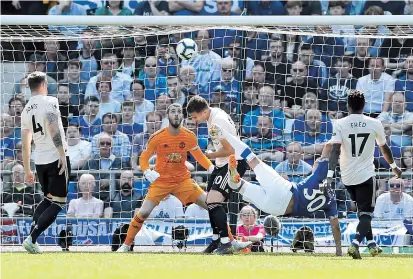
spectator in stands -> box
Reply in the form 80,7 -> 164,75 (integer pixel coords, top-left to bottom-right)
66,123 -> 91,171
95,77 -> 121,119
178,65 -> 202,102
374,178 -> 413,223
47,0 -> 86,37
299,1 -> 323,15
244,31 -> 268,62
78,28 -> 99,81
236,205 -> 265,252
57,83 -> 79,129
86,52 -> 132,103
134,0 -> 169,15
2,141 -> 36,193
251,63 -> 266,90
67,174 -> 103,218
406,0 -> 413,15
0,113 -> 18,169
248,0 -> 285,15
84,133 -> 129,201
91,113 -> 131,164
401,146 -> 413,171
95,0 -> 133,15
104,170 -> 142,219
131,79 -> 155,124
288,92 -> 320,120
43,41 -> 67,82
350,37 -> 371,79
8,97 -> 24,130
381,25 -> 413,72
364,0 -> 405,15
70,96 -> 102,140
184,118 -> 208,169
356,57 -> 395,116
131,111 -> 163,170
119,41 -> 136,77
243,115 -> 285,167
320,57 -> 357,113
1,164 -> 42,216
225,39 -> 253,80
292,109 -> 331,165
181,30 -> 221,93
243,85 -> 285,137
283,33 -> 302,64
13,53 -> 57,97
167,76 -> 187,106
118,101 -> 144,142
285,0 -> 303,15
168,0 -> 204,15
240,81 -> 259,117
59,59 -> 87,106
298,43 -> 328,87
378,92 -> 413,147
264,38 -> 289,86
138,56 -> 167,102
155,94 -> 172,128
149,194 -> 185,219
328,1 -> 356,53
305,25 -> 345,69
275,142 -> 313,184
282,61 -> 318,114
156,37 -> 178,77
210,87 -> 232,116
395,56 -> 413,112
209,58 -> 240,104
359,6 -> 391,57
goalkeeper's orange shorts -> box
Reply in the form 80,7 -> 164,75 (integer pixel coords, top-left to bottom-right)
145,178 -> 204,205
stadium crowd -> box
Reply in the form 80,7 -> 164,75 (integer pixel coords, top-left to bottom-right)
1,1 -> 413,229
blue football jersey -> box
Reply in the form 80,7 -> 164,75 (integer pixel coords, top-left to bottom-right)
291,159 -> 338,218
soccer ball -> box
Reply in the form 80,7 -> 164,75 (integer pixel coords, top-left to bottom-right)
176,38 -> 198,60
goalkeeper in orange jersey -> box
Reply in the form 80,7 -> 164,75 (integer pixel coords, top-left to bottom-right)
117,103 -> 252,252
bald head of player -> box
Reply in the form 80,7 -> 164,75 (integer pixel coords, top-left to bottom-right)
347,90 -> 366,114
27,71 -> 48,96
166,103 -> 184,129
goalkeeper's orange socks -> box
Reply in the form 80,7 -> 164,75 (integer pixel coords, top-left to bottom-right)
125,212 -> 146,246
227,223 -> 235,242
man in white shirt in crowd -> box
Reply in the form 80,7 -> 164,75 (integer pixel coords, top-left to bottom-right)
377,91 -> 413,147
67,174 -> 103,218
374,178 -> 413,220
356,57 -> 395,117
66,123 -> 91,170
149,194 -> 184,219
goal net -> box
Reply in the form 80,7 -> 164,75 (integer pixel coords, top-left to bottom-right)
1,15 -> 413,254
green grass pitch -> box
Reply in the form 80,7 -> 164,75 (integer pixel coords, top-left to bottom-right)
1,252 -> 413,279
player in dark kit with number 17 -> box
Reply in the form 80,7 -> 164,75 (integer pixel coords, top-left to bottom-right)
20,71 -> 70,253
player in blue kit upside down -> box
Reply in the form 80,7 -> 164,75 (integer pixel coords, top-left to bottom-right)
210,124 -> 343,256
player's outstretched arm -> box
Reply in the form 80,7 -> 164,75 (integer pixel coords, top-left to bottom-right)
139,138 -> 160,183
326,143 -> 341,185
189,146 -> 214,172
205,138 -> 235,160
379,144 -> 402,178
21,128 -> 35,184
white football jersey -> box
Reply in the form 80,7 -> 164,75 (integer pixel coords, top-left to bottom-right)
207,107 -> 238,167
21,95 -> 67,165
331,114 -> 386,186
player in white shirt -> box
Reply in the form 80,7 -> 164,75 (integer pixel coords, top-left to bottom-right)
327,90 -> 402,259
187,96 -> 249,254
20,72 -> 70,254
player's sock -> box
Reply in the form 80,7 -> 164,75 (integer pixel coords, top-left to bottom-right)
366,228 -> 374,242
208,210 -> 219,238
31,201 -> 65,243
30,197 -> 52,234
355,214 -> 372,243
220,129 -> 255,162
125,212 -> 146,246
212,234 -> 219,241
207,203 -> 229,243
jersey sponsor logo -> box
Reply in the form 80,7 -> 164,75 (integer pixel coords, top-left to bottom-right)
165,153 -> 183,163
179,142 -> 185,149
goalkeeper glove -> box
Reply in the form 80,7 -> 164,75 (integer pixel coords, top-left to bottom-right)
144,169 -> 160,183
